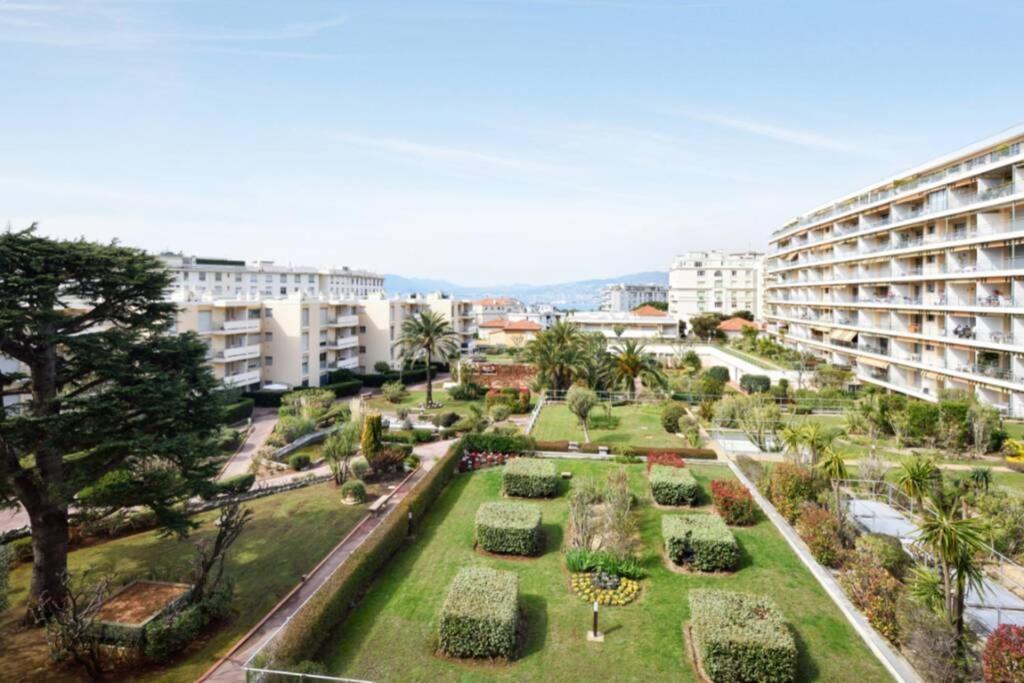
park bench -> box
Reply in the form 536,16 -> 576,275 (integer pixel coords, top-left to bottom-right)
367,493 -> 392,515
568,441 -> 580,452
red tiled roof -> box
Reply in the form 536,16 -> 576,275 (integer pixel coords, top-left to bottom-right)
631,304 -> 667,317
718,317 -> 758,332
479,318 -> 509,328
474,297 -> 517,306
504,320 -> 541,331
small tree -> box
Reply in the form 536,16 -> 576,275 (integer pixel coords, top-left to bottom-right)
689,313 -> 725,341
42,572 -> 112,681
816,447 -> 849,526
323,422 -> 361,485
190,502 -> 252,605
373,361 -> 392,374
381,380 -> 408,404
360,413 -> 383,463
730,310 -> 754,321
566,386 -> 599,443
895,457 -> 940,512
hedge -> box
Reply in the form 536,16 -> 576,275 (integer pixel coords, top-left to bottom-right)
650,465 -> 701,506
463,432 -> 535,455
662,513 -> 740,572
503,458 -> 558,498
215,473 -> 255,496
243,389 -> 288,408
532,440 -> 716,460
258,439 -> 464,666
438,566 -> 519,659
221,398 -> 255,424
689,589 -> 796,683
739,374 -> 771,394
475,502 -> 543,556
323,379 -> 363,398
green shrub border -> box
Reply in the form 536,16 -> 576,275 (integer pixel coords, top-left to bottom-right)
259,438 -> 465,666
533,440 -> 716,460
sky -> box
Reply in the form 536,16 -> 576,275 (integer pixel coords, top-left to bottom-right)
2,0 -> 1023,285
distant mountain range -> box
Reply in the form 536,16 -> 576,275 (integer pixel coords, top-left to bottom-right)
383,271 -> 669,310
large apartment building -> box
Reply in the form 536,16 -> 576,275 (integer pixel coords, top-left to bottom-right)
472,297 -> 526,325
599,283 -> 668,312
764,126 -> 1024,417
668,251 -> 764,323
357,293 -> 476,372
567,305 -> 679,340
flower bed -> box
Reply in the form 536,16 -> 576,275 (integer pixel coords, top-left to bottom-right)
503,457 -> 558,498
475,502 -> 543,556
438,566 -> 520,660
689,589 -> 797,683
569,572 -> 640,606
649,464 -> 701,506
459,451 -> 513,472
663,513 -> 740,572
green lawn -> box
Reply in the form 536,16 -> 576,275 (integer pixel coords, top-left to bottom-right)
316,461 -> 891,682
363,385 -> 485,418
1006,422 -> 1024,439
531,403 -> 685,449
1,483 -> 367,683
717,344 -> 785,370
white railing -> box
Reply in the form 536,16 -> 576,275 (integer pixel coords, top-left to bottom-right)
222,318 -> 261,333
525,393 -> 546,435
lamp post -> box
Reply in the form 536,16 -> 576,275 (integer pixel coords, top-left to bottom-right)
587,600 -> 604,642
592,601 -> 598,637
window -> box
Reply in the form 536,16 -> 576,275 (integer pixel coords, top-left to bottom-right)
302,308 -> 310,327
235,273 -> 242,282
265,356 -> 273,366
197,311 -> 213,332
294,274 -> 302,283
198,272 -> 206,281
308,274 -> 315,283
301,333 -> 309,351
279,287 -> 287,295
359,326 -> 366,333
301,360 -> 309,375
265,308 -> 273,318
265,331 -> 273,341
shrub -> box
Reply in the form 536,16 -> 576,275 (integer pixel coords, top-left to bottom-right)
689,589 -> 797,683
374,361 -> 392,374
243,389 -> 287,407
489,404 -> 511,422
740,374 -> 771,394
646,452 -> 687,473
711,480 -> 758,525
438,567 -> 519,660
839,544 -> 901,643
216,473 -> 255,496
275,415 -> 316,444
795,503 -> 842,568
381,380 -> 408,404
289,453 -> 312,471
563,549 -> 645,580
766,463 -> 815,522
349,456 -> 370,480
503,458 -> 557,498
361,413 -> 384,466
462,432 -> 534,455
983,624 -> 1024,682
485,387 -> 531,413
221,398 -> 255,424
735,455 -> 766,489
0,544 -> 10,612
662,403 -> 687,433
475,502 -> 543,556
663,513 -> 740,572
340,480 -> 367,503
144,604 -> 205,661
322,379 -> 363,398
854,533 -> 910,580
649,464 -> 700,506
9,537 -> 33,563
432,411 -> 461,428
899,598 -> 965,683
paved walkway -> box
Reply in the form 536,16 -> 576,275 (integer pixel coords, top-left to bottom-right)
847,497 -> 1024,634
200,438 -> 455,682
218,408 -> 278,481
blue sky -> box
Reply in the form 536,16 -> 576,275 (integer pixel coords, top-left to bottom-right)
2,0 -> 1022,284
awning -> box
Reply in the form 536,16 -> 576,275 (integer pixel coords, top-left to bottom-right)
810,326 -> 830,334
858,356 -> 889,369
830,329 -> 858,342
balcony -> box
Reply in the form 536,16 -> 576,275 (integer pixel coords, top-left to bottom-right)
211,343 -> 262,362
205,318 -> 261,334
222,369 -> 261,388
334,356 -> 359,370
326,314 -> 360,328
328,336 -> 359,350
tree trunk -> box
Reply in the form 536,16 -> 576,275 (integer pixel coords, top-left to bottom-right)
425,351 -> 433,406
581,419 -> 590,444
26,503 -> 70,617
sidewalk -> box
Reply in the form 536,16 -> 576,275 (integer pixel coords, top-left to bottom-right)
218,408 -> 278,481
200,438 -> 455,682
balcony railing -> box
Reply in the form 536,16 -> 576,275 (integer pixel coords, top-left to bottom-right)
212,343 -> 262,362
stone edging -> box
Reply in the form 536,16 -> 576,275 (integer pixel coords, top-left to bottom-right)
727,461 -> 921,683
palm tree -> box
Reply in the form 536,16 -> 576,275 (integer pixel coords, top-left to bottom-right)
608,339 -> 667,399
393,310 -> 460,407
968,466 -> 992,494
816,446 -> 849,525
522,321 -> 585,393
916,492 -> 987,643
894,456 -> 940,513
576,333 -> 612,391
779,424 -> 806,465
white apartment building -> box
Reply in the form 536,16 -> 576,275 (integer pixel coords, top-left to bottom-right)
567,306 -> 679,340
668,251 -> 764,323
472,297 -> 526,325
765,125 -> 1024,417
357,292 -> 475,372
511,304 -> 564,330
423,293 -> 478,356
600,283 -> 668,312
159,254 -> 384,301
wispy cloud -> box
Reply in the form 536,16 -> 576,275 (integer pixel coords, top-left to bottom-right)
679,110 -> 861,153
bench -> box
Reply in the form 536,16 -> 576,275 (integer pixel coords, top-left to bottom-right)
367,494 -> 391,515
597,446 -> 609,456
568,441 -> 580,452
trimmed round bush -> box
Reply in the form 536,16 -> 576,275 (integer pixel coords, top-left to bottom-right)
289,453 -> 312,471
689,589 -> 797,683
662,403 -> 686,434
340,480 -> 367,503
650,464 -> 700,506
503,458 -> 557,498
663,513 -> 740,572
438,566 -> 519,659
350,456 -> 370,480
475,502 -> 543,556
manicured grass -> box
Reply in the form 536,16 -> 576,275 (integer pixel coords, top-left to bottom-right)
717,344 -> 785,370
531,403 -> 684,449
364,384 -> 485,418
316,461 -> 891,681
0,483 -> 367,683
1005,422 -> 1024,439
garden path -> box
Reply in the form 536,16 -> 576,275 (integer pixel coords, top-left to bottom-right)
218,408 -> 278,481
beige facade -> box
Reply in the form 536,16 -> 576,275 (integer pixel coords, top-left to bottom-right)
358,293 -> 475,372
566,307 -> 678,340
668,251 -> 764,323
172,299 -> 265,390
424,293 -> 477,355
472,297 -> 526,325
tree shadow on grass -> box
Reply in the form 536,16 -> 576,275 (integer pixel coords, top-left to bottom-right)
541,523 -> 563,555
793,627 -> 820,681
733,538 -> 754,572
519,594 -> 548,659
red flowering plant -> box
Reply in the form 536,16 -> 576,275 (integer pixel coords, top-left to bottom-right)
458,451 -> 512,472
710,480 -> 758,526
794,502 -> 843,568
646,452 -> 686,473
983,623 -> 1024,682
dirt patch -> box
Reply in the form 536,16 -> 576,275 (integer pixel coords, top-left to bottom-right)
683,622 -> 713,683
95,581 -> 190,626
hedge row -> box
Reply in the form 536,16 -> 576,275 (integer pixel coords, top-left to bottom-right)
221,398 -> 255,424
475,502 -> 543,556
662,513 -> 739,572
689,589 -> 797,683
503,458 -> 558,498
650,465 -> 701,506
323,379 -> 363,398
532,440 -> 716,460
438,566 -> 519,659
243,390 -> 286,408
462,432 -> 535,455
261,439 -> 464,666
330,364 -> 445,388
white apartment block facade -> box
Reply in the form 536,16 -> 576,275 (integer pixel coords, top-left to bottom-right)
472,297 -> 526,325
358,293 -> 476,372
566,308 -> 678,340
668,251 -> 764,323
765,126 -> 1024,418
159,254 -> 384,301
599,283 -> 668,312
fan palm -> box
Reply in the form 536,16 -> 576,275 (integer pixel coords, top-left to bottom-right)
393,310 -> 460,406
894,456 -> 940,512
608,339 -> 667,399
